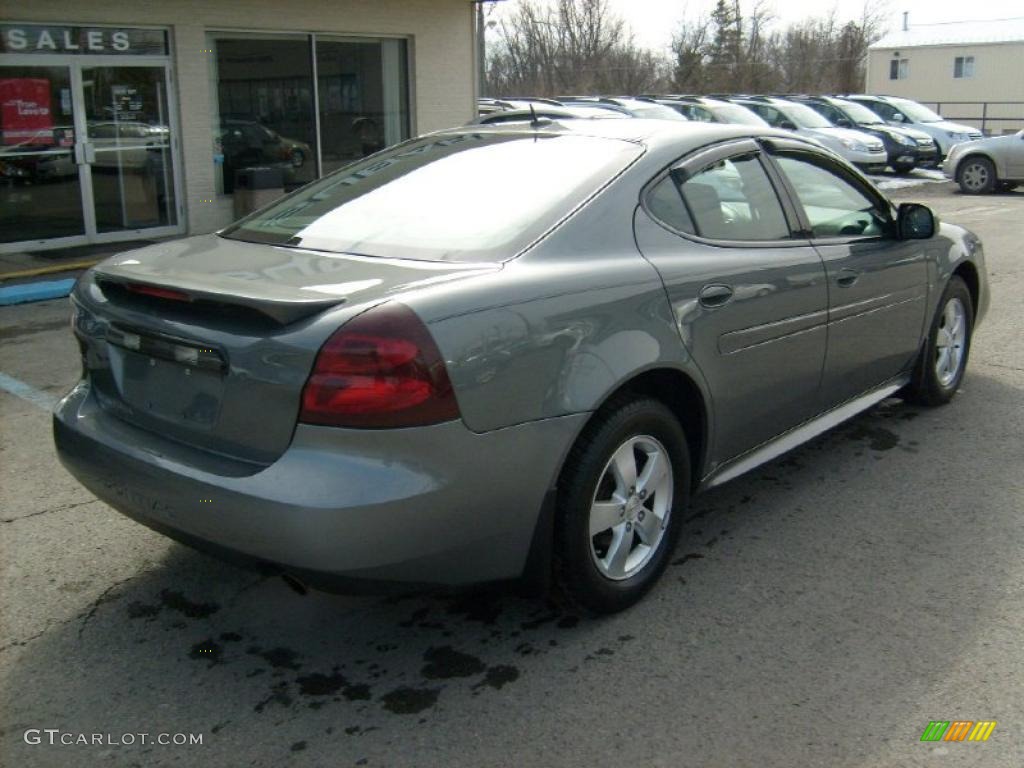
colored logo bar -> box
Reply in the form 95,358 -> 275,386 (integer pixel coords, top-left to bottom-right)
920,721 -> 996,742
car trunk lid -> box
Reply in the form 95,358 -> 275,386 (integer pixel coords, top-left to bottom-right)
77,235 -> 497,465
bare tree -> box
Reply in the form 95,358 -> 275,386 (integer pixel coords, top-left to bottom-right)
490,0 -> 889,99
487,0 -> 667,97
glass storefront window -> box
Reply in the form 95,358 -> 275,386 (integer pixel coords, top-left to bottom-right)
207,32 -> 410,195
208,33 -> 317,194
316,37 -> 409,174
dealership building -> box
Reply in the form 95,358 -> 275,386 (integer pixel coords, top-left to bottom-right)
0,2 -> 477,253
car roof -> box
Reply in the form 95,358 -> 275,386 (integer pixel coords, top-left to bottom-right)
436,117 -> 801,154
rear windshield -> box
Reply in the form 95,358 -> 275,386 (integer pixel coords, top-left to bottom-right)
783,102 -> 834,129
221,132 -> 642,262
711,104 -> 768,126
890,98 -> 944,123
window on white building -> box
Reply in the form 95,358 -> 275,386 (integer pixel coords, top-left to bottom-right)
889,58 -> 909,80
953,56 -> 975,79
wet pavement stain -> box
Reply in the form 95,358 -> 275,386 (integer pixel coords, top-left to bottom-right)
446,592 -> 504,625
296,670 -> 372,701
127,590 -> 219,621
380,686 -> 440,715
290,741 -> 306,752
189,639 -> 223,667
220,632 -> 243,642
247,645 -> 302,671
126,601 -> 161,619
421,646 -> 486,679
671,553 -> 705,566
473,665 -> 520,691
253,682 -> 292,713
160,589 -> 220,618
847,424 -> 901,451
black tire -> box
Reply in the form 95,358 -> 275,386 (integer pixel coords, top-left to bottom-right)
893,164 -> 915,175
904,277 -> 973,406
957,156 -> 996,194
553,397 -> 690,615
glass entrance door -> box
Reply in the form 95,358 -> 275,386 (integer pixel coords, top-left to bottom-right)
0,59 -> 182,251
0,65 -> 85,244
80,65 -> 177,235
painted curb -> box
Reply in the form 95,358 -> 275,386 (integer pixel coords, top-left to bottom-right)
0,278 -> 76,306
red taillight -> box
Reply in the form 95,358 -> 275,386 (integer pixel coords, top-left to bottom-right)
299,302 -> 460,428
124,283 -> 192,302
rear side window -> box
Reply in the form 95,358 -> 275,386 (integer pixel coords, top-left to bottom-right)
221,133 -> 642,262
646,154 -> 790,241
774,154 -> 893,238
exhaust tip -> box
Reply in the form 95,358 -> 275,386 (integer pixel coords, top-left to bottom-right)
281,573 -> 308,596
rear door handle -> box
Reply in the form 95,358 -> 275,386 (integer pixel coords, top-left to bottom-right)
836,269 -> 859,287
698,284 -> 734,308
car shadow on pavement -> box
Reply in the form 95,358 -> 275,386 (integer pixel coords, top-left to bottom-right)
1,373 -> 1020,767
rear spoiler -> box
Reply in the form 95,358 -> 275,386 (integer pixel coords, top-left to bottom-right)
93,267 -> 346,326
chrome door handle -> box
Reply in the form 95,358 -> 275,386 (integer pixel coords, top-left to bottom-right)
836,269 -> 859,287
698,284 -> 734,308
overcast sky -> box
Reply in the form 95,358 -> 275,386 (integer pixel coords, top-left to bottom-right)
485,0 -> 1024,52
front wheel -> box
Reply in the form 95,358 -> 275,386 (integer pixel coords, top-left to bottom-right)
904,277 -> 973,406
554,397 -> 690,614
957,156 -> 996,194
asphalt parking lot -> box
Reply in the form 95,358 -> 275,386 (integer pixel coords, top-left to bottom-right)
1,179 -> 1022,767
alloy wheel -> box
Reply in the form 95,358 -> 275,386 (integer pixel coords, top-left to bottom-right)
588,435 -> 673,581
935,297 -> 967,387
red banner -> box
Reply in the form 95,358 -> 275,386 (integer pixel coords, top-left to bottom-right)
0,78 -> 53,145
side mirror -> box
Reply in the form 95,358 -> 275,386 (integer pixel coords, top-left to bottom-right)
898,202 -> 936,239
836,118 -> 853,128
780,120 -> 797,130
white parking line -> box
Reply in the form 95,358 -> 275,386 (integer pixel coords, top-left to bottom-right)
0,372 -> 58,411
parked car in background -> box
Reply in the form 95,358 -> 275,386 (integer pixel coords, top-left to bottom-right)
55,119 -> 987,615
477,97 -> 565,116
641,96 -> 770,127
726,96 -> 888,172
785,95 -> 938,174
470,106 -> 627,125
944,129 -> 1024,194
841,95 -> 982,158
559,97 -> 687,121
219,119 -> 311,170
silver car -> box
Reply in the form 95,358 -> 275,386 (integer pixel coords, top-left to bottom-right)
54,120 -> 989,614
944,130 -> 1024,194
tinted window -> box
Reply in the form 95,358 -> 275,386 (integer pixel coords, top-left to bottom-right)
647,176 -> 695,234
222,133 -> 642,262
775,154 -> 892,238
678,154 -> 789,241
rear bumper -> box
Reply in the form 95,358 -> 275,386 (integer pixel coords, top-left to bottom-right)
54,380 -> 584,587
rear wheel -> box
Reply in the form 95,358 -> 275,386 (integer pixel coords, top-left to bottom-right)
904,277 -> 973,406
554,397 -> 689,614
957,156 -> 996,194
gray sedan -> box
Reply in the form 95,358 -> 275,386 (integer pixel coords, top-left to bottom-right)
54,120 -> 989,614
945,129 -> 1024,194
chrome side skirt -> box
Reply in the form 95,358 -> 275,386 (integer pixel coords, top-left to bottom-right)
699,377 -> 909,491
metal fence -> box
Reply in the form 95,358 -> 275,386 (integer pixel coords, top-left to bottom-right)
921,101 -> 1024,135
